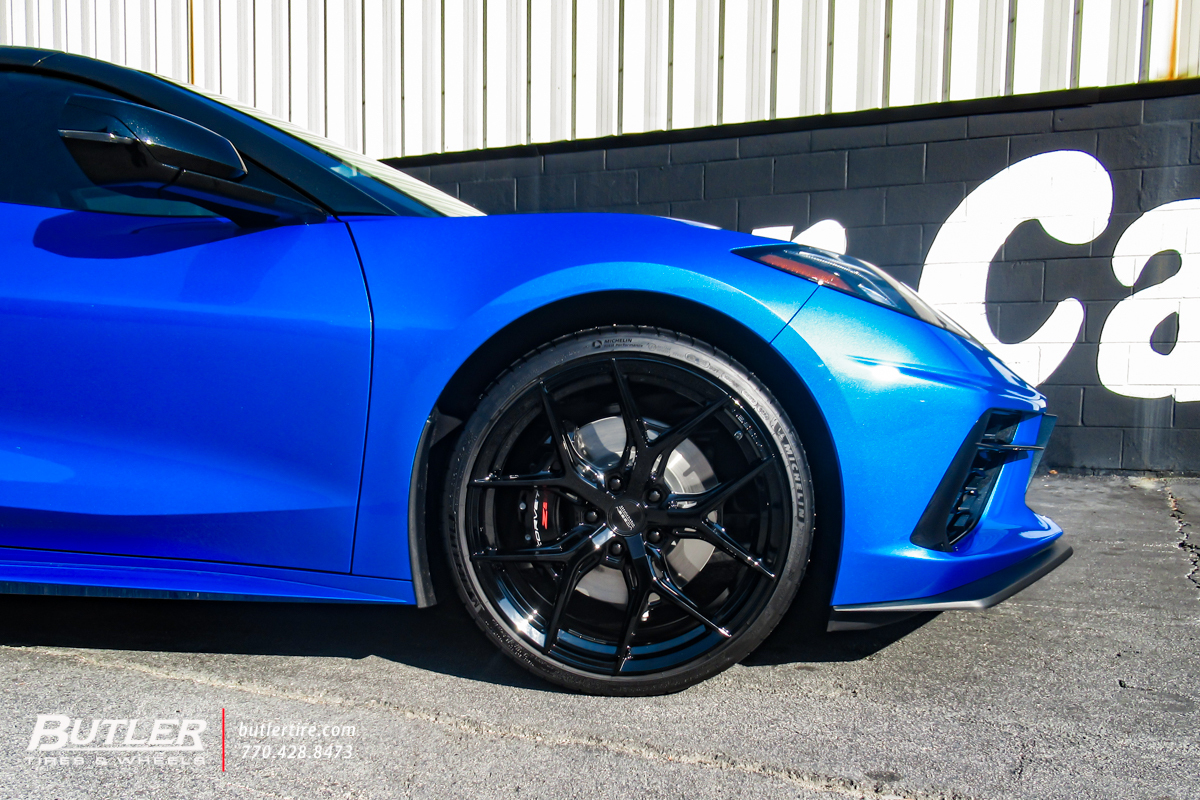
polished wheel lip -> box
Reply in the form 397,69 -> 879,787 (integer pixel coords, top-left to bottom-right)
463,354 -> 792,678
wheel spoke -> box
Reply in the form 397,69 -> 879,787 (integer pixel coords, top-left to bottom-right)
647,545 -> 731,638
471,471 -> 577,489
664,456 -> 775,517
470,524 -> 598,563
539,382 -> 607,502
613,553 -> 653,674
676,520 -> 776,579
540,381 -> 581,470
646,398 -> 730,477
611,359 -> 650,465
542,541 -> 608,655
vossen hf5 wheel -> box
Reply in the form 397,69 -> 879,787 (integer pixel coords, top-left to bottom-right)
444,327 -> 814,696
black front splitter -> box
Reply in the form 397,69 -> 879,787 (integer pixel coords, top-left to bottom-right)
826,539 -> 1073,632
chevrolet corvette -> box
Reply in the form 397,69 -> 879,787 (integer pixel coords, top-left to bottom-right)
0,47 -> 1070,695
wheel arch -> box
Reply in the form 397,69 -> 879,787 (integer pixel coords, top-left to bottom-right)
410,289 -> 844,627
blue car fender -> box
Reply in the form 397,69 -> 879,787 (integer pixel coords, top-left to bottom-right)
343,213 -> 816,586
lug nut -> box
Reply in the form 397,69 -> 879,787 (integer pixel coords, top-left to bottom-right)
609,542 -> 624,556
647,529 -> 662,544
585,510 -> 599,523
608,477 -> 623,492
647,489 -> 663,503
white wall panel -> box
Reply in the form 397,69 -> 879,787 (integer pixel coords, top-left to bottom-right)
595,0 -> 618,136
694,0 -> 719,124
643,0 -> 667,131
774,0 -> 802,117
888,0 -> 918,106
670,0 -> 698,128
66,0 -> 95,56
1040,0 -> 1074,90
253,0 -> 287,117
421,0 -> 439,151
455,0 -> 483,150
191,0 -> 220,91
1078,0 -> 1113,86
155,0 -> 186,82
575,0 -> 598,137
722,0 -> 749,122
548,0 -> 570,140
975,0 -> 1006,96
94,0 -> 123,63
528,0 -> 551,140
857,0 -> 884,108
1107,0 -> 1142,84
326,0 -> 363,152
621,0 -> 646,132
948,0 -> 978,98
3,0 -> 1189,157
745,0 -> 770,119
1013,0 -> 1045,92
218,0 -> 253,105
126,0 -> 155,72
484,0 -> 523,146
830,0 -> 859,111
364,0 -> 401,157
39,0 -> 65,51
798,0 -> 828,115
14,0 -> 32,47
1181,0 -> 1200,80
290,0 -> 326,136
574,0 -> 617,139
914,0 -> 944,103
401,0 -> 423,154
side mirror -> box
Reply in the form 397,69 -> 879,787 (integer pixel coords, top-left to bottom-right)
59,95 -> 324,227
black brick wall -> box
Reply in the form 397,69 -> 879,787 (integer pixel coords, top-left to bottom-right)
388,84 -> 1200,472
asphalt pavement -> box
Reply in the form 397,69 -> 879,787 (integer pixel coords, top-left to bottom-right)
0,475 -> 1196,800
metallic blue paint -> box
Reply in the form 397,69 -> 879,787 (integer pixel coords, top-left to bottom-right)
0,203 -> 372,572
0,54 -> 1065,615
773,286 -> 1060,606
0,199 -> 1063,611
344,213 -> 815,580
0,546 -> 414,603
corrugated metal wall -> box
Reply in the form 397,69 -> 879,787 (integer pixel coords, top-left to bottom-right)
1,0 -> 1196,158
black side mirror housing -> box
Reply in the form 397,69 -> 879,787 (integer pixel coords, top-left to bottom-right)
59,95 -> 325,227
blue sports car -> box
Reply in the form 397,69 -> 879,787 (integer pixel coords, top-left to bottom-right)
0,47 -> 1069,695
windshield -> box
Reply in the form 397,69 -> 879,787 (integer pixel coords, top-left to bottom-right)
160,78 -> 482,218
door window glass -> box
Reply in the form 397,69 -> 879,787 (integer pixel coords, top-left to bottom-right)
3,72 -> 221,217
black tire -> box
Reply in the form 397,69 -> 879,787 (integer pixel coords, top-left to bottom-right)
443,327 -> 813,695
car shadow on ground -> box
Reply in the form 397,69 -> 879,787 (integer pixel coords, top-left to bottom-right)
0,591 -> 934,689
0,592 -> 546,690
744,606 -> 938,666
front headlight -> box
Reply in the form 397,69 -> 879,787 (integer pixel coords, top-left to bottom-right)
732,242 -> 977,342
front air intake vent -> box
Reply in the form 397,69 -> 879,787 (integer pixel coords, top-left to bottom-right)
944,412 -> 1027,545
910,410 -> 1046,551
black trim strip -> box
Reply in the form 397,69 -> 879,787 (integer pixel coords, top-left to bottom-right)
826,539 -> 1073,632
407,413 -> 440,608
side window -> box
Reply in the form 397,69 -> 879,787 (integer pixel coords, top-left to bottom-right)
0,71 -> 214,217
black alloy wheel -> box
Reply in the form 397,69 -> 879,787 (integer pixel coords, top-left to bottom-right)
444,327 -> 814,695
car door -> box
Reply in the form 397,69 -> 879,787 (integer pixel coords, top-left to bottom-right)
0,70 -> 372,573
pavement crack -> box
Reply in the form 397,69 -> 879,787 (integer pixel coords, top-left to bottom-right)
1166,485 -> 1199,594
13,646 -> 978,800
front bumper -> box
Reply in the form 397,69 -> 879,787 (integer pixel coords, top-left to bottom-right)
827,538 -> 1073,631
772,286 -> 1064,609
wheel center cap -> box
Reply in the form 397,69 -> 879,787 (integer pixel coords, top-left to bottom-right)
610,499 -> 646,535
